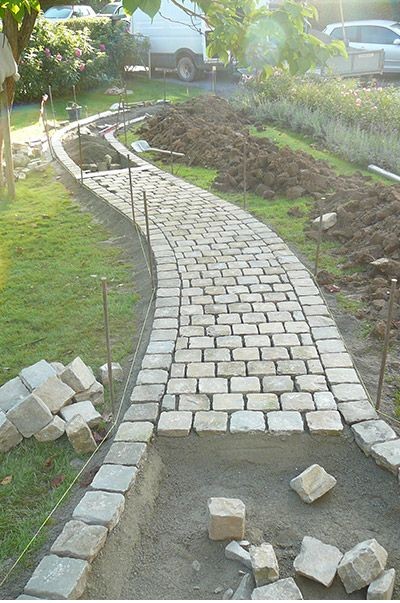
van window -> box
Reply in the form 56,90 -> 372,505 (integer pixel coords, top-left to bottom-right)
330,25 -> 359,42
360,25 -> 399,44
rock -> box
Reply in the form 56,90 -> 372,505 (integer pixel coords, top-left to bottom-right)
91,464 -> 137,493
370,439 -> 400,475
312,212 -> 337,231
338,539 -> 388,594
7,393 -> 53,437
66,415 -> 97,454
60,400 -> 101,427
352,420 -> 397,456
293,536 -> 343,587
251,577 -> 303,600
207,497 -> 246,541
50,361 -> 65,375
0,376 -> 30,412
223,588 -> 234,599
24,555 -> 89,599
99,362 -> 124,384
114,421 -> 154,443
0,410 -> 23,452
72,490 -> 125,531
34,415 -> 66,442
232,573 -> 255,600
250,543 -> 279,586
225,541 -> 252,568
50,520 -> 108,562
74,380 -> 104,406
60,357 -> 95,393
20,360 -> 56,391
367,568 -> 396,600
286,186 -> 305,200
32,376 -> 75,414
290,464 -> 336,503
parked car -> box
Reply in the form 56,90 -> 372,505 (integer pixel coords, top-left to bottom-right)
97,2 -> 126,18
324,20 -> 400,73
43,4 -> 96,19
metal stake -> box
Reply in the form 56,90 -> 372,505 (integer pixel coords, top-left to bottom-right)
42,103 -> 55,160
243,137 -> 247,210
122,99 -> 128,146
143,190 -> 155,288
314,202 -> 324,276
376,278 -> 398,410
127,153 -> 136,223
48,85 -> 57,129
101,277 -> 115,415
169,126 -> 174,175
77,122 -> 83,184
163,69 -> 167,103
72,84 -> 77,104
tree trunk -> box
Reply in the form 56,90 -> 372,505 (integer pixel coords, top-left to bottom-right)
0,9 -> 38,188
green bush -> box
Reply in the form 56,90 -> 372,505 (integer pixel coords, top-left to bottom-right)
16,17 -> 149,102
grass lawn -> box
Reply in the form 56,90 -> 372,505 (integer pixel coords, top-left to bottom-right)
0,169 -> 137,577
11,75 -> 203,137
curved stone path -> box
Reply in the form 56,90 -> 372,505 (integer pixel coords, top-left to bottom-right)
18,111 -> 399,600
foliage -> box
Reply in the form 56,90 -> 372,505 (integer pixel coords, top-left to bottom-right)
245,71 -> 400,133
123,0 -> 346,77
15,17 -> 148,101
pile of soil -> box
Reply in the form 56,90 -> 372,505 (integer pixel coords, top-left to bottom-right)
138,96 -> 400,337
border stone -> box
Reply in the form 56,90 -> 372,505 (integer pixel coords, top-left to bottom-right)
338,401 -> 378,424
194,411 -> 228,435
267,411 -> 303,435
293,536 -> 342,587
60,357 -> 95,393
20,360 -> 57,391
305,411 -> 343,435
24,555 -> 90,599
34,415 -> 66,442
114,421 -> 154,443
0,376 -> 30,412
352,420 -> 397,456
72,491 -> 125,530
230,411 -> 265,433
7,393 -> 53,438
50,520 -> 108,562
32,377 -> 75,414
91,464 -> 138,493
124,403 -> 158,423
104,442 -> 147,466
370,439 -> 400,474
60,400 -> 101,427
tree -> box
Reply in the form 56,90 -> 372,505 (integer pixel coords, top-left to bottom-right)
0,0 -> 344,186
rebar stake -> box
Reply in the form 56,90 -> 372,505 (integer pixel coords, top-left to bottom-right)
101,277 -> 115,416
376,278 -> 398,410
143,190 -> 155,289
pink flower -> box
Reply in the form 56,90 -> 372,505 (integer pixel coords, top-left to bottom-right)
44,47 -> 51,57
56,53 -> 63,61
79,63 -> 86,72
99,43 -> 106,52
75,48 -> 82,57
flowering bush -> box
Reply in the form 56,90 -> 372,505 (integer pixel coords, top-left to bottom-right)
15,17 -> 149,102
246,71 -> 400,134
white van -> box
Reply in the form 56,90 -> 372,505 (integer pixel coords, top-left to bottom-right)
130,0 -> 228,81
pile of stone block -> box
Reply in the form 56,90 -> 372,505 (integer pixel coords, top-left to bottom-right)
0,357 -> 104,455
12,140 -> 49,181
207,497 -> 396,600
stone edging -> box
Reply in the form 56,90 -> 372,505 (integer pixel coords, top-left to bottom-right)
18,109 -> 400,599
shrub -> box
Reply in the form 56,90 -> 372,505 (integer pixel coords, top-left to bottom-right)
15,17 -> 149,102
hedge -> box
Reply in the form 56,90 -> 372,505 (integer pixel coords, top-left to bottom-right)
16,17 -> 149,102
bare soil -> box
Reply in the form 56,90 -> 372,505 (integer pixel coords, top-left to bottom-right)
139,96 -> 400,341
84,433 -> 400,600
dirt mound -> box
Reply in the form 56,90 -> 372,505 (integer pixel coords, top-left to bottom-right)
138,96 -> 399,336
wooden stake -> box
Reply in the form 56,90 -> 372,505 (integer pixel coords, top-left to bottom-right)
376,278 -> 398,410
314,202 -> 324,276
127,153 -> 136,223
212,66 -> 217,95
48,85 -> 57,129
243,137 -> 247,210
101,277 -> 115,415
72,84 -> 77,104
163,69 -> 167,103
0,90 -> 15,200
122,99 -> 128,146
143,190 -> 155,288
77,122 -> 83,184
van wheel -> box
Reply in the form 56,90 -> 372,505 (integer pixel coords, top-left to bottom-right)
177,56 -> 198,82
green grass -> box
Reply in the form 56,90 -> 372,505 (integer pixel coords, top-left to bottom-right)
0,169 -> 138,575
11,75 -> 203,132
0,439 -> 81,576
